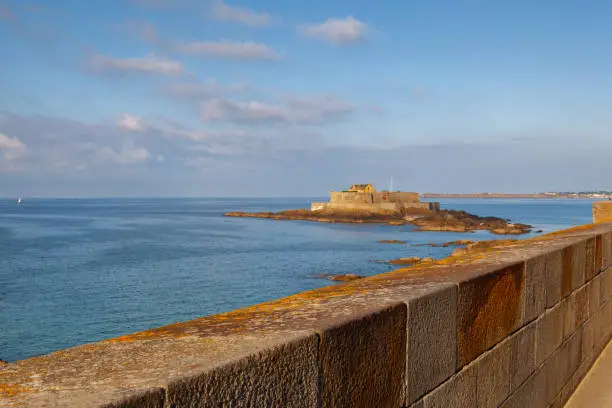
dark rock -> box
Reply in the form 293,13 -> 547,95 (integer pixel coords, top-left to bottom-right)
311,273 -> 365,282
388,257 -> 422,266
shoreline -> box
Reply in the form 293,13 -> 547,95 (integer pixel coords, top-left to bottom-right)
421,193 -> 611,199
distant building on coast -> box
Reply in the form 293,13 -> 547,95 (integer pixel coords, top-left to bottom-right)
347,183 -> 376,194
311,183 -> 440,213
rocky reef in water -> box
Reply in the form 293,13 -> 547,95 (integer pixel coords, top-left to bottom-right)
310,273 -> 365,282
224,208 -> 532,235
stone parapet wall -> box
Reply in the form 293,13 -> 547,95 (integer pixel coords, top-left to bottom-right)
2,214 -> 612,407
593,201 -> 612,223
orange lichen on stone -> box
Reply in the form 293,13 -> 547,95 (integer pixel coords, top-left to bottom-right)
0,383 -> 31,397
546,223 -> 599,236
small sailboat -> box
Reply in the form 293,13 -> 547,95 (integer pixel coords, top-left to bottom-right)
17,196 -> 22,205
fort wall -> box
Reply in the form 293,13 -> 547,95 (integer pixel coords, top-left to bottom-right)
310,201 -> 402,213
310,201 -> 438,213
3,203 -> 612,407
329,191 -> 420,204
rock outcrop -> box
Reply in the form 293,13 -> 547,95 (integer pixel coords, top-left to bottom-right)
310,273 -> 365,282
377,239 -> 408,244
415,240 -> 475,247
225,208 -> 533,235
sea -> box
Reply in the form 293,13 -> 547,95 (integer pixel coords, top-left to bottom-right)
0,198 -> 595,362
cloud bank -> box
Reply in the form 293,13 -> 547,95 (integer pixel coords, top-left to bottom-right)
298,16 -> 370,45
174,40 -> 280,60
89,54 -> 184,76
211,1 -> 271,27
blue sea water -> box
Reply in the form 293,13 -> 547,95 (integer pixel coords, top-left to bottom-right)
0,198 -> 595,362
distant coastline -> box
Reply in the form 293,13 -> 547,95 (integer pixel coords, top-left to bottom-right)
421,192 -> 612,199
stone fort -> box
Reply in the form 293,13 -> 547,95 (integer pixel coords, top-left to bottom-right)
310,183 -> 440,213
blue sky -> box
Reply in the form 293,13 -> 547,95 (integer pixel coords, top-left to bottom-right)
1,0 -> 611,196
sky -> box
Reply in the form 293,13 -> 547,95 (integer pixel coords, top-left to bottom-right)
0,0 -> 611,197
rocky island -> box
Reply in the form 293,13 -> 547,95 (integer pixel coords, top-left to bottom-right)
225,183 -> 532,235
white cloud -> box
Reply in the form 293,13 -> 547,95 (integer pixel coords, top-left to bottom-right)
0,131 -> 27,171
211,0 -> 271,27
0,132 -> 25,149
182,129 -> 250,141
174,40 -> 280,60
119,114 -> 146,131
98,144 -> 151,164
162,79 -> 248,100
298,16 -> 369,45
201,96 -> 355,124
89,54 -> 183,75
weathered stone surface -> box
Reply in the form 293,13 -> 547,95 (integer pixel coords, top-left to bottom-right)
604,302 -> 612,344
499,368 -> 547,408
475,338 -> 511,408
548,330 -> 585,408
7,388 -> 166,408
569,329 -> 584,379
594,306 -> 607,352
602,267 -> 612,304
422,363 -> 477,408
562,246 -> 574,298
542,331 -> 581,406
318,303 -> 406,408
524,254 -> 547,324
457,262 -> 525,368
549,362 -> 586,408
563,296 -> 576,340
590,274 -> 602,315
509,322 -> 536,391
593,202 -> 612,223
573,284 -> 590,330
546,250 -> 564,308
543,345 -> 563,403
596,235 -> 604,274
604,232 -> 612,269
571,241 -> 587,291
406,284 -> 457,404
166,334 -> 318,408
546,330 -> 583,404
585,237 -> 597,281
409,399 -> 424,408
564,285 -> 589,341
582,319 -> 594,363
535,301 -> 564,367
102,389 -> 166,408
